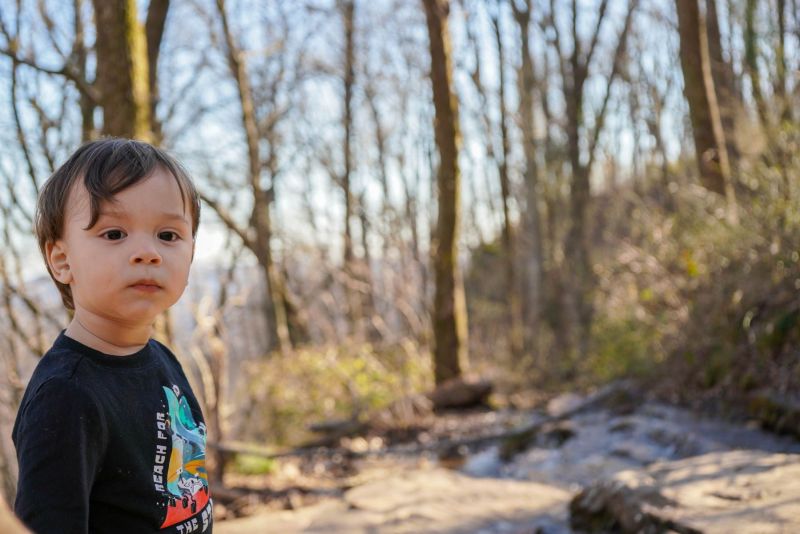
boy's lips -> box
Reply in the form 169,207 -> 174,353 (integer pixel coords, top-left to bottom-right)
130,279 -> 162,292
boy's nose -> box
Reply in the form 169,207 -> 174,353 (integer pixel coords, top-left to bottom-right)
130,242 -> 162,265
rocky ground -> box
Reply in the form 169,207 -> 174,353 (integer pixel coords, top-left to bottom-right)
216,385 -> 800,533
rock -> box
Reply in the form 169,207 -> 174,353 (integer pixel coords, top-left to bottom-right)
571,450 -> 800,534
499,421 -> 576,462
645,425 -> 703,458
437,443 -> 470,470
591,382 -> 640,415
217,467 -> 572,533
569,479 -> 700,534
747,391 -> 800,439
540,421 -> 576,448
547,393 -> 585,418
609,418 -> 636,433
547,381 -> 640,420
342,468 -> 570,533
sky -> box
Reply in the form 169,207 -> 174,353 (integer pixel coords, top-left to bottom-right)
0,0 -> 732,281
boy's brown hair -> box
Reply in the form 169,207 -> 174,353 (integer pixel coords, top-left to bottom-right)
35,138 -> 201,310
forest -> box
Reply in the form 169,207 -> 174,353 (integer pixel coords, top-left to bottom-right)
1,0 -> 800,531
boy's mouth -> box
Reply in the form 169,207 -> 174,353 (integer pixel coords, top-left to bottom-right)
130,279 -> 162,292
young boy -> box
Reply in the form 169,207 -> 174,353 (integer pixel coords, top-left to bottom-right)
12,138 -> 213,533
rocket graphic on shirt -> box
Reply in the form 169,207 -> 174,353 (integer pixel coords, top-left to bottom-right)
153,385 -> 211,531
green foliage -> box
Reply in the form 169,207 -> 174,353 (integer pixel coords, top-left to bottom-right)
232,454 -> 277,476
238,341 -> 432,447
627,123 -> 800,401
576,122 -> 800,405
586,317 -> 662,382
463,241 -> 516,370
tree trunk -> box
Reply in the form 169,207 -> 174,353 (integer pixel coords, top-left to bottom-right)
73,0 -> 94,141
676,0 -> 737,219
744,0 -> 768,128
339,0 -> 373,339
562,4 -> 590,364
775,0 -> 790,122
92,0 -> 151,140
216,0 -> 292,354
705,0 -> 740,161
512,0 -> 544,361
421,0 -> 469,385
551,0 -> 638,363
342,0 -> 356,273
491,7 -> 524,360
144,0 -> 170,143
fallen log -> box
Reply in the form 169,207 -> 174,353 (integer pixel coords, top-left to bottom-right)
426,376 -> 493,411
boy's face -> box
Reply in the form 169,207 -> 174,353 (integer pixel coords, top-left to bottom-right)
47,168 -> 194,328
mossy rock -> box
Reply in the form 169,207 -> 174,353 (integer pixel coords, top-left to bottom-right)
499,421 -> 576,461
747,392 -> 800,439
499,426 -> 538,462
569,480 -> 699,534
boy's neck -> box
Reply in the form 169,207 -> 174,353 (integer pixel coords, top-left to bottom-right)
65,316 -> 151,356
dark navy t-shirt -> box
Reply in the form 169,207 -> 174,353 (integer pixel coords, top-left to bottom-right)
13,332 -> 213,533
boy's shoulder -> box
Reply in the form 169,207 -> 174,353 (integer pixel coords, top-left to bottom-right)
14,333 -> 184,436
26,335 -> 94,392
23,333 -> 179,398
149,336 -> 180,363
13,337 -> 107,446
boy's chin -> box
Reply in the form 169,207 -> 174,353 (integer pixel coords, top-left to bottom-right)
106,306 -> 172,328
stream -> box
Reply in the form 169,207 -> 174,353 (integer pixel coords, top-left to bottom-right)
218,388 -> 800,533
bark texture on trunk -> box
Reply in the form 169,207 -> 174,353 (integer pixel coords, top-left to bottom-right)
145,0 -> 170,143
92,0 -> 151,140
491,8 -> 524,359
676,0 -> 737,218
705,0 -> 740,159
422,0 -> 468,385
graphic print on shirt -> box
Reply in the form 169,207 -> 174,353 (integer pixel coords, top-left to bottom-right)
153,385 -> 211,530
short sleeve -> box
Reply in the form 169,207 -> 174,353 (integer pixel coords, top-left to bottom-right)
13,377 -> 107,534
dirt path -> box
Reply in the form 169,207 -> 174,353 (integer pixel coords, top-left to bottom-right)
216,393 -> 800,533
218,468 -> 570,533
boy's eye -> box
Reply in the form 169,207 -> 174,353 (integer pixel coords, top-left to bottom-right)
102,230 -> 126,240
159,231 -> 180,242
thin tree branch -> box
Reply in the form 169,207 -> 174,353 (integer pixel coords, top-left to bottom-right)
583,0 -> 610,68
587,0 -> 639,170
197,190 -> 256,251
0,47 -> 98,102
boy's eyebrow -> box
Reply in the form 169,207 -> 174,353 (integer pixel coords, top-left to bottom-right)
99,209 -> 190,223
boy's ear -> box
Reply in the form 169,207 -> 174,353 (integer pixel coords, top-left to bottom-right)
46,241 -> 73,284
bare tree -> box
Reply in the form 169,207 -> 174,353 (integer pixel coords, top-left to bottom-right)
705,0 -> 741,161
145,0 -> 170,142
676,0 -> 737,220
92,0 -> 152,139
421,0 -> 469,385
488,2 -> 524,359
511,0 -> 545,361
206,0 -> 294,355
337,0 -> 377,339
744,0 -> 769,129
546,0 -> 639,361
